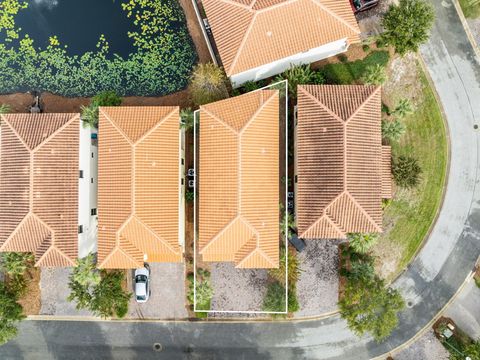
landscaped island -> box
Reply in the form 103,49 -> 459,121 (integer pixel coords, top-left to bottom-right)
0,0 -> 197,97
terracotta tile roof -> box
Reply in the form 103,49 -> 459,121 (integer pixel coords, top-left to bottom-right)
202,0 -> 361,76
98,107 -> 182,269
381,146 -> 393,199
296,85 -> 391,239
199,90 -> 280,268
0,113 -> 80,267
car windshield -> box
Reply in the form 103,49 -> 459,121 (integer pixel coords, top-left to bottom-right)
136,294 -> 146,301
136,275 -> 147,283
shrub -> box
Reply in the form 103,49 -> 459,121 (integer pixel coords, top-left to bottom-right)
382,119 -> 406,142
274,64 -> 320,97
186,190 -> 194,203
0,252 -> 34,277
362,44 -> 371,52
392,155 -> 422,188
0,104 -> 10,114
180,108 -> 194,132
339,275 -> 405,341
347,233 -> 378,254
268,247 -> 302,287
81,90 -> 122,128
188,63 -> 229,106
392,98 -> 414,118
241,80 -> 265,93
0,282 -> 25,345
262,282 -> 299,314
322,51 -> 390,85
381,0 -> 435,55
361,64 -> 387,86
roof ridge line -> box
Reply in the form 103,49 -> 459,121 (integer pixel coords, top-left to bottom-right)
199,215 -> 241,254
236,245 -> 275,268
100,245 -> 141,269
133,215 -> 180,254
35,244 -> 75,267
255,0 -> 298,13
299,86 -> 345,124
345,86 -> 381,123
200,106 -> 239,135
2,116 -> 31,152
32,114 -> 80,154
228,10 -> 258,76
239,90 -> 277,135
0,212 -> 31,251
99,108 -> 134,146
310,0 -> 361,35
133,107 -> 179,146
344,191 -> 382,232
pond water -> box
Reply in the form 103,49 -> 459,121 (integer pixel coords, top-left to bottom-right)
15,0 -> 137,58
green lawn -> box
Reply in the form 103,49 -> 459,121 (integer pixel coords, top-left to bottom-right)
459,0 -> 480,18
380,65 -> 448,278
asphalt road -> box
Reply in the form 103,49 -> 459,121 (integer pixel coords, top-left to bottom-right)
2,1 -> 480,359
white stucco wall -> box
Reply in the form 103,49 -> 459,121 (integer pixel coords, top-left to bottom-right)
78,125 -> 97,259
178,127 -> 185,250
231,38 -> 348,88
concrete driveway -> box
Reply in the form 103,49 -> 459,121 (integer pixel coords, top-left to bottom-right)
1,1 -> 480,359
127,263 -> 187,320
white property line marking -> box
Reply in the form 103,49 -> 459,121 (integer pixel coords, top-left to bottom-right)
193,80 -> 289,314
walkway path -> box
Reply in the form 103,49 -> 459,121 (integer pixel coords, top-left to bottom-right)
1,1 -> 480,359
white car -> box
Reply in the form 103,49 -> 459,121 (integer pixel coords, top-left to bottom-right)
134,265 -> 151,303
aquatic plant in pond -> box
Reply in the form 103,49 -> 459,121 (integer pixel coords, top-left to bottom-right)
0,0 -> 198,97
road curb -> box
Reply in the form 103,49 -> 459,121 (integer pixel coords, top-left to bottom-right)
452,0 -> 480,63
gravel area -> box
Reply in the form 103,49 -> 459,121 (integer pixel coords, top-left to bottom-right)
209,262 -> 269,315
127,263 -> 188,320
394,330 -> 449,360
40,268 -> 93,316
467,18 -> 480,47
355,0 -> 394,39
294,240 -> 341,318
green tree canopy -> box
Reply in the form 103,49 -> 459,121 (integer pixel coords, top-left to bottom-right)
0,282 -> 25,345
381,0 -> 435,55
347,233 -> 379,254
361,64 -> 387,86
81,90 -> 122,128
339,274 -> 405,341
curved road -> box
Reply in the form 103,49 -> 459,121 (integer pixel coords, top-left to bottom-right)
2,1 -> 480,359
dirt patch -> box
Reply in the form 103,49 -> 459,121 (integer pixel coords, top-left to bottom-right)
178,0 -> 212,64
383,53 -> 423,108
372,234 -> 405,280
17,268 -> 41,316
0,93 -> 35,113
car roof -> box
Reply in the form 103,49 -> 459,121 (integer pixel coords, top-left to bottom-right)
135,282 -> 147,296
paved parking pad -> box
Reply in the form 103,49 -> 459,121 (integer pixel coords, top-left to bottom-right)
127,263 -> 187,320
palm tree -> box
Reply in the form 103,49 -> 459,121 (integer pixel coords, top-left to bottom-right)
362,64 -> 387,86
71,253 -> 101,288
347,233 -> 378,254
80,104 -> 99,129
180,108 -> 194,131
392,98 -> 413,118
382,118 -> 406,142
392,155 -> 422,188
268,247 -> 302,287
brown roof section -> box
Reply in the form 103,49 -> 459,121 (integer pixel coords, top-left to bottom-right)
199,90 -> 280,268
0,113 -> 80,267
202,0 -> 360,76
296,85 -> 391,239
97,107 -> 182,269
381,145 -> 393,199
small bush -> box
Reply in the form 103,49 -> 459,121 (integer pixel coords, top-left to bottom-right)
262,282 -> 299,314
186,190 -> 194,202
322,51 -> 390,85
361,64 -> 387,86
188,63 -> 229,106
392,98 -> 414,118
382,119 -> 406,143
0,104 -> 11,114
362,44 -> 371,53
268,247 -> 302,287
392,155 -> 422,188
347,233 -> 378,254
274,64 -> 317,97
81,90 -> 122,128
0,282 -> 25,345
180,108 -> 194,131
